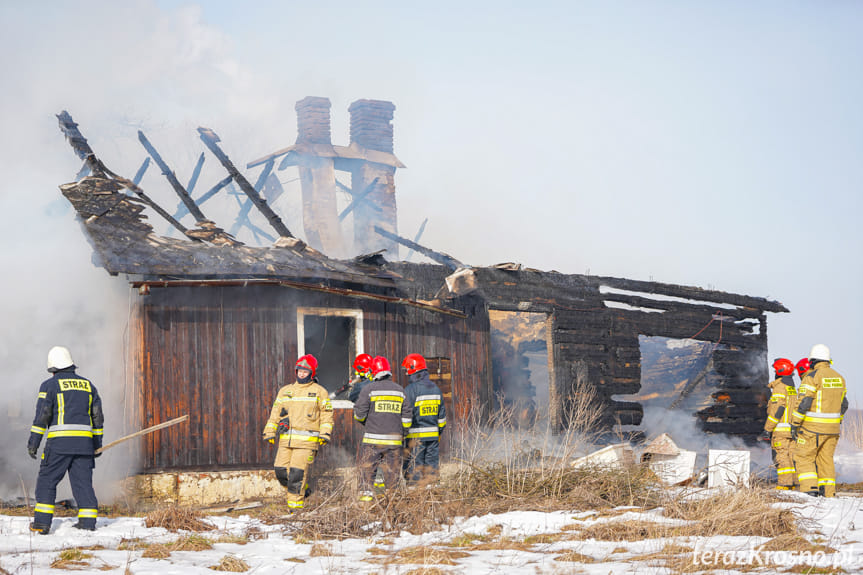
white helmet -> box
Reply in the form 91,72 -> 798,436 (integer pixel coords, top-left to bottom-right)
46,346 -> 74,372
808,343 -> 831,363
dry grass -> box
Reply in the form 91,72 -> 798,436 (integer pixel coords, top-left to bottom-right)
760,533 -> 835,554
171,534 -> 214,551
284,557 -> 306,563
365,545 -> 470,566
50,548 -> 94,569
141,544 -> 171,559
554,551 -> 595,563
402,569 -> 450,575
213,534 -> 250,545
145,503 -> 215,532
570,519 -> 675,541
209,554 -> 250,572
309,543 -> 335,557
662,487 -> 799,538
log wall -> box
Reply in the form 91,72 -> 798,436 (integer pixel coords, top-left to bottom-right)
131,284 -> 490,472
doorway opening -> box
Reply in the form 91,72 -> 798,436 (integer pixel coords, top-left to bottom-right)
488,310 -> 551,428
297,307 -> 363,395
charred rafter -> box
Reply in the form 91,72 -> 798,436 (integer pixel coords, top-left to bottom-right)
198,127 -> 294,239
138,131 -> 209,224
373,226 -> 463,271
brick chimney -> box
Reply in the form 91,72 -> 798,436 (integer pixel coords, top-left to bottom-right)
348,99 -> 398,255
295,96 -> 332,145
348,99 -> 395,153
294,97 -> 342,255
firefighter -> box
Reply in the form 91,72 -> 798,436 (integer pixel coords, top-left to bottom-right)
348,353 -> 374,403
353,356 -> 412,501
402,353 -> 447,485
262,354 -> 333,512
790,344 -> 848,497
759,358 -> 798,490
27,346 -> 104,534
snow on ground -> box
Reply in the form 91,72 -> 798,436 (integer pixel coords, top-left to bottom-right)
2,490 -> 863,574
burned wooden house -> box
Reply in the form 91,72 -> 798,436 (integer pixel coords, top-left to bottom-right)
55,99 -> 787,474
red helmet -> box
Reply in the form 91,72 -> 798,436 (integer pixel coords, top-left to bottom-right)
353,353 -> 373,374
296,354 -> 318,378
371,356 -> 391,378
401,353 -> 427,375
772,358 -> 794,377
795,358 -> 811,377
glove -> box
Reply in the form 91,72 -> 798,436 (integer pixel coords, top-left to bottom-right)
268,438 -> 275,444
27,445 -> 38,460
790,426 -> 799,441
758,431 -> 771,443
319,435 -> 330,446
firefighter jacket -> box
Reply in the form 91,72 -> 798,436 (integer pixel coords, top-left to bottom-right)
28,368 -> 104,456
353,375 -> 412,447
263,379 -> 333,450
403,370 -> 447,441
791,362 -> 848,435
764,375 -> 797,436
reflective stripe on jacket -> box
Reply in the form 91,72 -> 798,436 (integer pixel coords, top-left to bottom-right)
764,375 -> 797,435
28,369 -> 104,456
263,379 -> 333,450
791,363 -> 846,434
404,370 -> 447,440
353,376 -> 411,446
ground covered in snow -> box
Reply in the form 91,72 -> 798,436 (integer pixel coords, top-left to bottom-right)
2,488 -> 862,575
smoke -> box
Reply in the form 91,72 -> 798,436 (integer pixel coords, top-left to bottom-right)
0,1 -> 287,504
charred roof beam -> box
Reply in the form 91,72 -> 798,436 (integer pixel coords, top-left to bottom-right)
373,225 -> 463,271
198,126 -> 294,240
138,131 -> 209,223
56,111 -> 197,240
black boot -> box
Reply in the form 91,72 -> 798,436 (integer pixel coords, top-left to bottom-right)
805,489 -> 821,498
29,522 -> 50,535
819,485 -> 826,497
73,521 -> 96,531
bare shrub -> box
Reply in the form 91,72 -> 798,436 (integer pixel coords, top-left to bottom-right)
145,503 -> 215,532
209,555 -> 250,572
842,408 -> 863,450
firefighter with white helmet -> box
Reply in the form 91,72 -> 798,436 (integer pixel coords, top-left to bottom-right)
760,358 -> 798,490
353,356 -> 412,501
262,354 -> 333,512
28,347 -> 104,534
790,344 -> 848,497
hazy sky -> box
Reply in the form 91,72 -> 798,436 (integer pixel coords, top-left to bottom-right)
1,1 -> 860,408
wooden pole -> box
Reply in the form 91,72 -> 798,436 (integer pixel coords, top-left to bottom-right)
96,414 -> 189,454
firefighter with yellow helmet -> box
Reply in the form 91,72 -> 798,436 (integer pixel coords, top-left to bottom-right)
790,344 -> 848,497
262,354 -> 333,512
760,358 -> 798,490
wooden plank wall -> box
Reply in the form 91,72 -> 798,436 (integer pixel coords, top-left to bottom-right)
133,285 -> 489,472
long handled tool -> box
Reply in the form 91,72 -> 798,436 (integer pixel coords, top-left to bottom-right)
95,414 -> 189,454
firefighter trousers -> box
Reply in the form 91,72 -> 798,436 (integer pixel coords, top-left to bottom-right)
34,452 -> 98,529
770,434 -> 796,488
404,439 -> 440,483
359,444 -> 400,501
274,447 -> 316,510
794,428 -> 839,497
